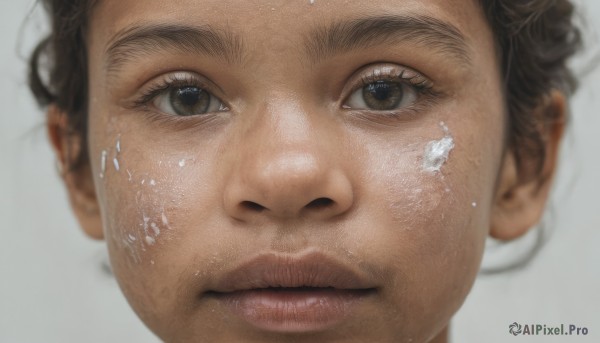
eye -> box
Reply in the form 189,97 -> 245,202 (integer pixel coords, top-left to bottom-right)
345,80 -> 418,111
154,85 -> 226,116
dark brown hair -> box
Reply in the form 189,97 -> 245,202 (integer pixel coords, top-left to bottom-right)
29,0 -> 581,178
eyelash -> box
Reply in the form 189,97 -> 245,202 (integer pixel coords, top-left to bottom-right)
350,67 -> 437,102
337,66 -> 442,123
132,67 -> 439,116
360,69 -> 432,92
133,73 -> 221,110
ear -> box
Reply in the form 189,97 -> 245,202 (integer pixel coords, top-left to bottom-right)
490,90 -> 566,241
47,105 -> 104,240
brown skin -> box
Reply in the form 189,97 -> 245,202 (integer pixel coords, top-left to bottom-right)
47,0 -> 566,342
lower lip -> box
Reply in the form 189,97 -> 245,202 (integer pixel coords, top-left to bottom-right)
214,288 -> 373,332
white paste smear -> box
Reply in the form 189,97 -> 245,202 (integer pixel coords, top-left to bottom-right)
100,150 -> 108,178
179,159 -> 186,167
422,123 -> 455,173
150,222 -> 160,236
142,214 -> 155,246
113,138 -> 121,172
143,215 -> 150,229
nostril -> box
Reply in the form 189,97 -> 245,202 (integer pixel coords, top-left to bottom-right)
241,201 -> 266,212
305,197 -> 334,210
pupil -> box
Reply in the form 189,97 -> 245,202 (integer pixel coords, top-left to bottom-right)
170,86 -> 210,116
363,81 -> 403,110
370,82 -> 392,100
177,87 -> 201,106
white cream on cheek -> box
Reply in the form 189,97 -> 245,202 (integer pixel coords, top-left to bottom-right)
101,138 -> 122,178
373,122 -> 459,228
113,157 -> 120,171
99,122 -> 466,264
422,124 -> 479,212
422,122 -> 455,173
420,123 -> 483,212
98,134 -> 186,265
99,150 -> 108,179
113,136 -> 121,172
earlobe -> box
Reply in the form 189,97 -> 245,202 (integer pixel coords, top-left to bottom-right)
47,105 -> 104,240
490,91 -> 566,241
490,153 -> 547,240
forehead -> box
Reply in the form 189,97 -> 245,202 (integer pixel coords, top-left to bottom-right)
89,0 -> 490,56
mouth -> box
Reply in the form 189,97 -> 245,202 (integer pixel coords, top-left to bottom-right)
204,252 -> 378,333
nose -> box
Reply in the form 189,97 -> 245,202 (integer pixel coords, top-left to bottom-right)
223,104 -> 354,222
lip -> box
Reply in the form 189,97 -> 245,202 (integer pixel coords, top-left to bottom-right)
204,251 -> 378,333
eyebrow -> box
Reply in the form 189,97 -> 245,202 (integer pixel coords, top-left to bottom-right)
304,14 -> 471,65
105,23 -> 245,73
104,14 -> 470,73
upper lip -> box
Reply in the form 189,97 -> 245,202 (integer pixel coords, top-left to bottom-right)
208,251 -> 377,293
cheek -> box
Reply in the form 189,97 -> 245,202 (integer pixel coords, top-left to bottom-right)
363,122 -> 486,235
90,116 -> 206,273
88,109 -> 234,332
90,126 -> 208,323
100,146 -> 181,262
354,122 -> 493,336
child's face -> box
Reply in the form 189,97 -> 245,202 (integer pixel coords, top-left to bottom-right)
78,0 -> 513,341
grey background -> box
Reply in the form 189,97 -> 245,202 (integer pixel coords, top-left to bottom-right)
0,0 -> 598,342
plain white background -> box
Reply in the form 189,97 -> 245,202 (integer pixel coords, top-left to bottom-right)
0,1 -> 598,342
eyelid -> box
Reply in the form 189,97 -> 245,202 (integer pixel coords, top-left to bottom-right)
341,63 -> 436,107
132,71 -> 228,111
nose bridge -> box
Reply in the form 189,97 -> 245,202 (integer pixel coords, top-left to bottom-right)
259,96 -> 314,150
243,98 -> 329,208
223,97 -> 354,221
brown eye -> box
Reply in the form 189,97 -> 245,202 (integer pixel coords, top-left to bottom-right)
363,81 -> 404,110
171,87 -> 209,116
154,85 -> 226,116
345,80 -> 418,111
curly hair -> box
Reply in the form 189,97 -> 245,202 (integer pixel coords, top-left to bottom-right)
481,0 -> 581,179
29,0 -> 581,178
